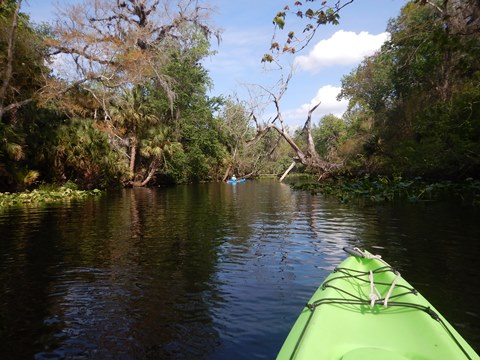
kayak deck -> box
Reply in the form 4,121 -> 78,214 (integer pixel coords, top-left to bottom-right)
277,248 -> 479,360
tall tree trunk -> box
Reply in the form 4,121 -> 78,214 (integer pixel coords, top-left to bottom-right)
222,163 -> 232,182
279,161 -> 296,182
303,102 -> 322,162
0,0 -> 22,120
140,157 -> 161,187
129,135 -> 137,179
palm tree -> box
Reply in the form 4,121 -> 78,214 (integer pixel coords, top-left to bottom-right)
108,86 -> 161,180
139,125 -> 182,186
55,118 -> 124,188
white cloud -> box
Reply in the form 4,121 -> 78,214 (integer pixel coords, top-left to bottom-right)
294,30 -> 390,73
285,85 -> 348,128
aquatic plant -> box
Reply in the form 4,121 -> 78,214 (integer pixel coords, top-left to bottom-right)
291,176 -> 480,205
0,184 -> 102,207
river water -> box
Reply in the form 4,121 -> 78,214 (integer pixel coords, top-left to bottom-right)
0,180 -> 479,359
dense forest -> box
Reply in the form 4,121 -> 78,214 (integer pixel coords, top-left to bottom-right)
1,0 -> 479,192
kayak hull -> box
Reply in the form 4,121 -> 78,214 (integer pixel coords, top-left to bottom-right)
226,178 -> 246,184
277,248 -> 479,360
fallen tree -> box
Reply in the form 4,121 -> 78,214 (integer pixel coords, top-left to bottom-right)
245,72 -> 343,181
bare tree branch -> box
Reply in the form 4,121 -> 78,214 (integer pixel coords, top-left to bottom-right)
245,66 -> 337,180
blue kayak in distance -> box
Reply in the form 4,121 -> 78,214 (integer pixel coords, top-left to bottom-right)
226,178 -> 246,184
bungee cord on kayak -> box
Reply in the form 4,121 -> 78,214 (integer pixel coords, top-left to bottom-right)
320,265 -> 416,304
384,270 -> 401,307
348,247 -> 402,307
368,270 -> 381,307
280,247 -> 477,360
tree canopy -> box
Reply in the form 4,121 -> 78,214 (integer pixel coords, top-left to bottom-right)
337,0 -> 480,179
1,0 -> 479,192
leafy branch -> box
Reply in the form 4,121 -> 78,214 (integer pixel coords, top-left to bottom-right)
263,0 -> 355,63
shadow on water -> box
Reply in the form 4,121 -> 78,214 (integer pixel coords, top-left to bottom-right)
0,180 -> 478,359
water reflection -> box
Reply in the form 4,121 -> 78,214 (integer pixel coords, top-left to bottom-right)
0,181 -> 478,359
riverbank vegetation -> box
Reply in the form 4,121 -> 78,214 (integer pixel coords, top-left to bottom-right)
290,176 -> 480,205
0,182 -> 102,207
1,1 -> 479,201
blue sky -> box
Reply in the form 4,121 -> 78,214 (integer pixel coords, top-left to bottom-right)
24,0 -> 408,128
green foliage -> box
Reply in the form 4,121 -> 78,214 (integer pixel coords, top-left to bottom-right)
273,13 -> 286,29
0,1 -> 49,105
180,117 -> 228,182
160,146 -> 189,184
54,118 -> 126,189
215,98 -> 293,177
291,176 -> 480,205
312,114 -> 348,158
100,24 -> 225,186
149,36 -> 228,183
1,0 -> 230,190
259,130 -> 296,175
391,80 -> 480,178
264,1 -> 348,62
336,1 -> 480,180
0,1 -> 52,191
340,51 -> 395,115
0,185 -> 102,207
6,0 -> 478,192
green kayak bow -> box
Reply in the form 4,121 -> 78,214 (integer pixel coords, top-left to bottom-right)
277,247 -> 479,360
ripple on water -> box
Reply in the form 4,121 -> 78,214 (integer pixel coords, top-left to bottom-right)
0,182 -> 479,359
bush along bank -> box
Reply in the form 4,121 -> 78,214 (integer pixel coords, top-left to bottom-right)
0,183 -> 103,207
290,176 -> 480,205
